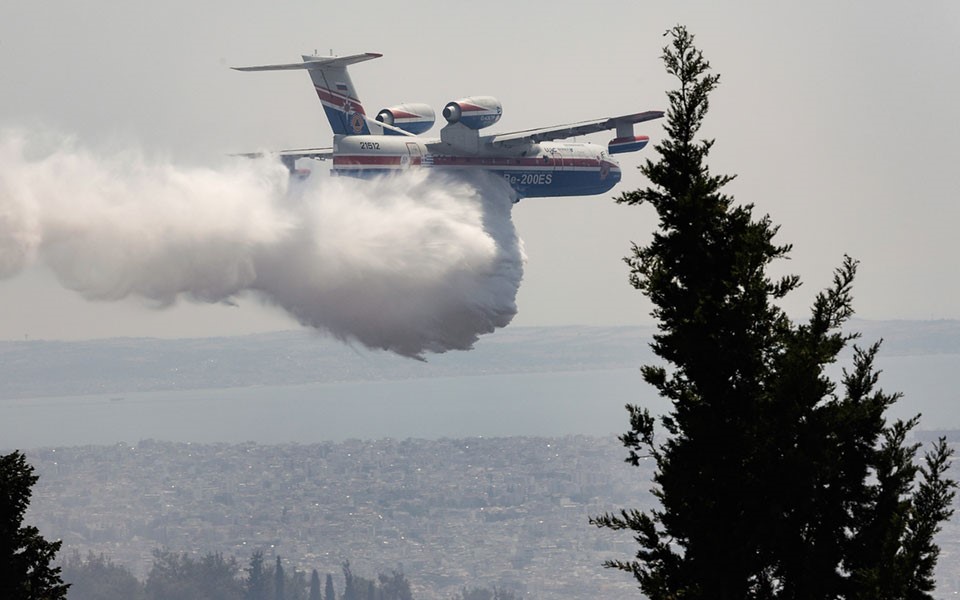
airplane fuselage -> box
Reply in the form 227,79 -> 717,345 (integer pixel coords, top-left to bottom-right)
233,52 -> 659,199
330,135 -> 621,199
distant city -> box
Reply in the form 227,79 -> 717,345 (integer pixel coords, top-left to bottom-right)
22,435 -> 960,598
6,322 -> 960,597
26,436 -> 655,600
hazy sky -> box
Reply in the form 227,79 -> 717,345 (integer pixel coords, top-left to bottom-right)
1,1 -> 958,342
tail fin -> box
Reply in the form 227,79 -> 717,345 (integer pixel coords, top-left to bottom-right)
233,52 -> 382,136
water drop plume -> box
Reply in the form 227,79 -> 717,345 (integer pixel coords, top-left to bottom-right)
0,132 -> 525,358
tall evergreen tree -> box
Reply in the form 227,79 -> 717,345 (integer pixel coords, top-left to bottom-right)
341,561 -> 357,600
246,551 -> 268,600
310,570 -> 322,600
325,573 -> 336,600
0,450 -> 69,600
288,569 -> 309,600
144,549 -> 242,600
378,570 -> 412,600
275,556 -> 286,600
62,551 -> 144,600
591,25 -> 956,600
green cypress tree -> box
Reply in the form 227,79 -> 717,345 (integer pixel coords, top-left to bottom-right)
591,25 -> 956,600
325,573 -> 336,600
0,450 -> 69,600
310,570 -> 322,600
341,561 -> 356,600
275,556 -> 286,600
378,570 -> 412,600
246,550 -> 268,600
61,551 -> 145,600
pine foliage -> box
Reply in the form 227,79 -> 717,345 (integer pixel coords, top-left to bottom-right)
0,450 -> 69,600
591,25 -> 956,600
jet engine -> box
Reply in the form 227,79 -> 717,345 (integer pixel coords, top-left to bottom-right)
442,96 -> 502,130
375,103 -> 436,134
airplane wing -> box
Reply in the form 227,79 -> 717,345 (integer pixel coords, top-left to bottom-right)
233,147 -> 334,172
233,147 -> 334,161
490,110 -> 664,147
275,147 -> 334,161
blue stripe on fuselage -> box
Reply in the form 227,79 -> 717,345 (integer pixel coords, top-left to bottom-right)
331,166 -> 621,199
492,168 -> 621,197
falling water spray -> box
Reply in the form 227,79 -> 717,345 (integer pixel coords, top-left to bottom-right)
0,133 -> 525,358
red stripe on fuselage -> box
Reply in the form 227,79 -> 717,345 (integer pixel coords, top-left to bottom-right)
334,155 -> 404,166
334,154 -> 606,170
427,156 -> 601,168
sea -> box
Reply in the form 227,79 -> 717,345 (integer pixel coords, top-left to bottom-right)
2,353 -> 957,449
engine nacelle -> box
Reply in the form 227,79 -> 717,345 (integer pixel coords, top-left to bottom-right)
442,96 -> 502,130
375,103 -> 436,135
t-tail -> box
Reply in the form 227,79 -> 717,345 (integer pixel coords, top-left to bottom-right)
232,52 -> 384,136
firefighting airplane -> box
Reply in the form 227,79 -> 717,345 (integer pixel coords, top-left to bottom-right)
233,52 -> 663,199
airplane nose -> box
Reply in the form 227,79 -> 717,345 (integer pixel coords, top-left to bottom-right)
602,157 -> 621,187
610,163 -> 622,185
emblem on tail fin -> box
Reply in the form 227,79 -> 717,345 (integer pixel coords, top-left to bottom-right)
350,112 -> 365,134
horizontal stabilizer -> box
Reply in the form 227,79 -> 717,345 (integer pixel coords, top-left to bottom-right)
232,52 -> 387,136
231,52 -> 382,72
